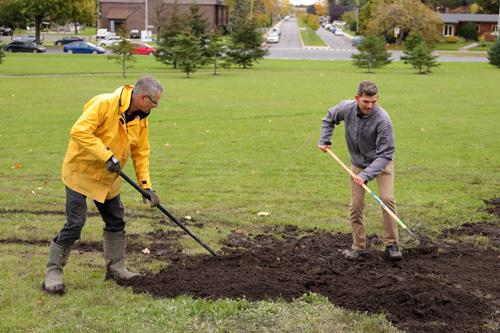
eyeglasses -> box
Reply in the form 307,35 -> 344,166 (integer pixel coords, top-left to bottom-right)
145,95 -> 159,107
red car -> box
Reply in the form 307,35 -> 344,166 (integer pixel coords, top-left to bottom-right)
132,42 -> 156,55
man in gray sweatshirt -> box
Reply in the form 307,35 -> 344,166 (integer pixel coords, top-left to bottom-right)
318,80 -> 402,261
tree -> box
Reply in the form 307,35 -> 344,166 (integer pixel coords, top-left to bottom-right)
12,0 -> 67,44
314,0 -> 329,17
487,37 -> 500,68
58,0 -> 96,34
279,0 -> 291,17
364,0 -> 442,46
0,42 -> 5,65
150,0 -> 169,34
458,22 -> 478,41
405,43 -> 439,74
172,31 -> 204,78
228,0 -> 268,69
155,1 -> 187,68
205,31 -> 232,75
352,36 -> 392,72
107,26 -> 136,78
402,31 -> 424,59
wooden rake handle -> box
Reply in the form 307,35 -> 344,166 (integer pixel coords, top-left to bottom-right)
324,148 -> 414,237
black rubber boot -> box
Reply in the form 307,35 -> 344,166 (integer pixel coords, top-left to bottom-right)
103,231 -> 138,280
42,240 -> 72,295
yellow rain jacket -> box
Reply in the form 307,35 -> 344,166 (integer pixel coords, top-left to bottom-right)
62,85 -> 152,203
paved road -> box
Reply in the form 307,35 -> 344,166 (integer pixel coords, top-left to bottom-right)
267,17 -> 302,49
266,19 -> 487,63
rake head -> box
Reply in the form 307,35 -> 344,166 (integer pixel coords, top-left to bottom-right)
402,245 -> 439,256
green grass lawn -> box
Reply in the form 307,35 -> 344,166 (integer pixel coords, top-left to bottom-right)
299,28 -> 328,47
0,53 -> 499,332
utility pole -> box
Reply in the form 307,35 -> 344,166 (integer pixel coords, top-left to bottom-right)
497,1 -> 499,37
145,0 -> 149,33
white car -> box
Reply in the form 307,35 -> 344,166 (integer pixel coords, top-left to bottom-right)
334,28 -> 344,36
96,28 -> 108,39
98,36 -> 122,47
267,32 -> 280,43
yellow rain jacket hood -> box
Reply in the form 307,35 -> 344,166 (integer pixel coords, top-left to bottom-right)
62,85 -> 152,203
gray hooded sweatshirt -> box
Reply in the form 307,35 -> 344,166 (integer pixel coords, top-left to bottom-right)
319,100 -> 395,182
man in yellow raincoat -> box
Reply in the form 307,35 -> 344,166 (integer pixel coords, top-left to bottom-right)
42,76 -> 163,294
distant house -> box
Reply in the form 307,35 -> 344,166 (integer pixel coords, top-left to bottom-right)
99,0 -> 228,34
440,13 -> 499,38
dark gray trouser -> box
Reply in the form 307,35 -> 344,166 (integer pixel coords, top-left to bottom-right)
55,186 -> 126,248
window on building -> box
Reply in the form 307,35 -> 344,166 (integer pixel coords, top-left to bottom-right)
443,24 -> 454,36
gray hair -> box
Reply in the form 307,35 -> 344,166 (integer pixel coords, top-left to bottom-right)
357,80 -> 378,96
133,76 -> 163,96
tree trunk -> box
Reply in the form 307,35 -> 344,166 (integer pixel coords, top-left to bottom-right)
35,15 -> 42,44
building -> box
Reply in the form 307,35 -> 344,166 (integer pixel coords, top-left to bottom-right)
98,0 -> 228,34
440,13 -> 499,38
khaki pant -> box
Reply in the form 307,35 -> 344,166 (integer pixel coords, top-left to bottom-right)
349,161 -> 398,250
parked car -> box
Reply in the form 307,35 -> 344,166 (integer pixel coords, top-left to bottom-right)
98,36 -> 122,47
54,36 -> 84,46
130,29 -> 140,39
271,27 -> 281,36
351,36 -> 363,47
0,27 -> 13,36
13,35 -> 40,43
5,40 -> 46,53
132,42 -> 156,55
334,28 -> 344,36
63,41 -> 105,54
96,28 -> 108,39
266,32 -> 280,43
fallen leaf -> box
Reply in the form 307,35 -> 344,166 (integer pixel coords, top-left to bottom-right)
257,211 -> 270,216
141,248 -> 150,254
184,216 -> 192,220
13,162 -> 22,169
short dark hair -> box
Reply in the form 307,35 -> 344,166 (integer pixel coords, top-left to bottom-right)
357,80 -> 378,96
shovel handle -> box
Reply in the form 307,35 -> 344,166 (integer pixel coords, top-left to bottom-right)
325,148 -> 414,237
119,171 -> 218,256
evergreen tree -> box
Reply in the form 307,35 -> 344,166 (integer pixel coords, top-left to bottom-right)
205,31 -> 232,75
186,1 -> 210,62
172,31 -> 204,78
405,43 -> 439,74
351,36 -> 391,73
228,0 -> 268,69
487,37 -> 500,68
107,26 -> 136,78
402,32 -> 424,61
155,1 -> 186,68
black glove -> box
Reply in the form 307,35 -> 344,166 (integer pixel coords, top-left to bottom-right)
142,189 -> 160,207
105,156 -> 121,173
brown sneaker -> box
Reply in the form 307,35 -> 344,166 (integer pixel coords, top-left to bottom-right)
384,244 -> 403,261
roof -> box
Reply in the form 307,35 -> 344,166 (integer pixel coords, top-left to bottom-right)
106,7 -> 135,19
440,13 -> 500,24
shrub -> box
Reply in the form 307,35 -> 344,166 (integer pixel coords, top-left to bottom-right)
487,37 -> 500,68
351,36 -> 392,73
458,22 -> 478,41
405,43 -> 440,74
444,36 -> 460,43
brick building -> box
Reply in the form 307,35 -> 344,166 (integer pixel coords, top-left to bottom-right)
440,13 -> 499,38
98,0 -> 228,33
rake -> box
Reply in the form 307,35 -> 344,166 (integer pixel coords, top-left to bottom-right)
324,148 -> 437,255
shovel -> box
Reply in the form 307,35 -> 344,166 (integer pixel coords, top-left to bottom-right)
324,148 -> 437,255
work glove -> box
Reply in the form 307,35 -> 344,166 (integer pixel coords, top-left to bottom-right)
142,189 -> 160,207
105,156 -> 121,173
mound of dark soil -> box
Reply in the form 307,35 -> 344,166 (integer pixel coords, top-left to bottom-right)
118,222 -> 498,333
